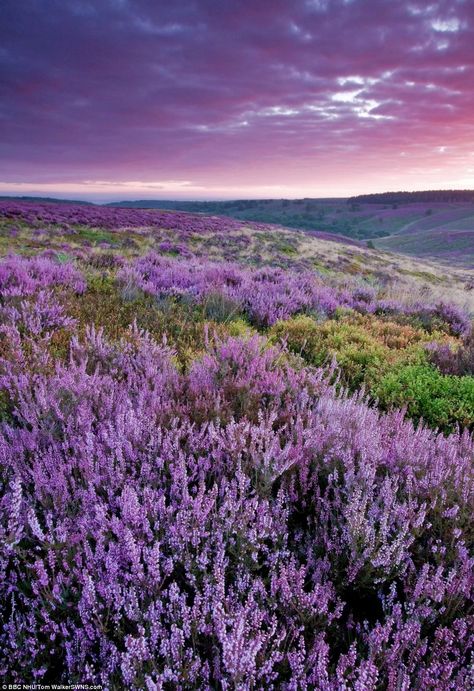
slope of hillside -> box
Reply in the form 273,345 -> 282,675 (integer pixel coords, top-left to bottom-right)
376,228 -> 474,268
390,205 -> 474,234
1,199 -> 472,313
3,195 -> 474,267
108,197 -> 435,240
374,205 -> 474,268
108,197 -> 474,266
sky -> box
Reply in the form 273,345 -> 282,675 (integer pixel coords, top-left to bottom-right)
1,0 -> 474,201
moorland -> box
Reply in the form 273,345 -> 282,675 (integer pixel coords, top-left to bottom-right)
0,198 -> 473,688
108,190 -> 474,268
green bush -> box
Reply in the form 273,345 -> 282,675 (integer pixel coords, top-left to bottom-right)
270,315 -> 427,391
225,317 -> 256,338
64,276 -> 233,369
374,365 -> 474,433
0,389 -> 14,424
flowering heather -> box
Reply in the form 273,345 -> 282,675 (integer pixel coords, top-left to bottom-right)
0,322 -> 473,688
0,254 -> 86,297
426,328 -> 474,376
0,217 -> 473,687
119,255 -> 339,326
0,200 -> 271,235
119,253 -> 471,334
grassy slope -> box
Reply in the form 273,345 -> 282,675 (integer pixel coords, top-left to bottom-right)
1,205 -> 472,317
375,205 -> 474,268
109,198 -> 433,240
3,195 -> 474,266
376,228 -> 474,267
109,197 -> 474,267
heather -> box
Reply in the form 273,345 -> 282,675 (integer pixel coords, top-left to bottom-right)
0,253 -> 86,297
0,199 -> 268,235
0,205 -> 473,688
427,329 -> 474,376
119,253 -> 471,335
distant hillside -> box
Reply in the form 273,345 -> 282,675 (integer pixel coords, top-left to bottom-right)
2,194 -> 473,267
0,196 -> 93,205
107,196 -> 474,257
108,198 -> 399,240
349,190 -> 474,205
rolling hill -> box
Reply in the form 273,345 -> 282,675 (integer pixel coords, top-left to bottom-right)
109,195 -> 474,267
3,192 -> 474,267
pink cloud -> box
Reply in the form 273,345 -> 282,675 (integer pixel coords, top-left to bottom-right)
1,0 -> 474,198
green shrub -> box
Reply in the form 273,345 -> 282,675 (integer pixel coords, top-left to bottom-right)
225,317 -> 256,339
0,389 -> 14,424
374,365 -> 474,433
64,276 -> 231,367
270,315 -> 427,391
75,226 -> 118,245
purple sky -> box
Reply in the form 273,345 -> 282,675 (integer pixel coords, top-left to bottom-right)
1,0 -> 474,200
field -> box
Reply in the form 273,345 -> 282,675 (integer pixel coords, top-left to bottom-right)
0,200 -> 473,688
6,195 -> 474,268
108,197 -> 474,268
375,206 -> 474,268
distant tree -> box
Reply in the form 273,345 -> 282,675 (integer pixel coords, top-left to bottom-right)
348,190 -> 474,205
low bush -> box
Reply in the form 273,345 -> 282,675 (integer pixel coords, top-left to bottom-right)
63,275 -> 234,370
374,364 -> 474,433
86,252 -> 125,270
271,314 -> 429,391
201,290 -> 242,323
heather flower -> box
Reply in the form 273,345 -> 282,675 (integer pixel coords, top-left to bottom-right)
0,325 -> 472,686
0,229 -> 472,686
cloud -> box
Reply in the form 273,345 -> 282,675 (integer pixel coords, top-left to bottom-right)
1,0 -> 473,197
431,17 -> 461,32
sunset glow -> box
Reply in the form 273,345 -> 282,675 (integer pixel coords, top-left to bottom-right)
1,0 -> 474,200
